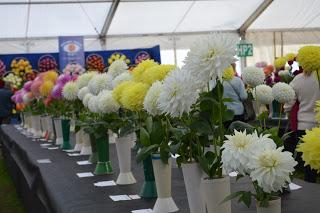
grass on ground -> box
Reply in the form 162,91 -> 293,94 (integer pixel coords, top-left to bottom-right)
0,154 -> 25,213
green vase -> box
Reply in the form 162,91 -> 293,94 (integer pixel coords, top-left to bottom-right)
139,155 -> 157,198
94,133 -> 113,175
61,119 -> 72,150
88,134 -> 98,164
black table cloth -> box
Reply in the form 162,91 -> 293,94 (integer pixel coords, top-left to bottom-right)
1,125 -> 319,213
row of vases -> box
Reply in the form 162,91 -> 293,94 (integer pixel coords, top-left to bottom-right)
21,115 -> 280,213
181,162 -> 280,213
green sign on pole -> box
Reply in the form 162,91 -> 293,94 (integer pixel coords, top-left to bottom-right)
237,43 -> 253,57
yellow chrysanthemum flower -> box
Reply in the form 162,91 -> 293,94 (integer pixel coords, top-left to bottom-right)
297,46 -> 320,73
43,71 -> 58,82
297,127 -> 320,172
132,59 -> 158,82
121,82 -> 150,111
222,66 -> 235,81
39,81 -> 54,97
112,81 -> 135,104
315,100 -> 320,123
274,57 -> 287,69
141,64 -> 176,85
285,53 -> 296,62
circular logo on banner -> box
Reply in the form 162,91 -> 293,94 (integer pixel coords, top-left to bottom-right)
135,51 -> 151,64
63,42 -> 81,53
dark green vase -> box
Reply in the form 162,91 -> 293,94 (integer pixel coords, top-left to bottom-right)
139,155 -> 157,198
61,119 -> 72,150
94,133 -> 113,175
88,134 -> 98,164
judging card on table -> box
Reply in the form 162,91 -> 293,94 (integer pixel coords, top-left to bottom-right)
76,172 -> 94,178
128,195 -> 141,200
109,195 -> 131,201
131,209 -> 153,213
94,180 -> 116,187
40,143 -> 51,147
67,153 -> 81,157
289,183 -> 302,190
48,147 -> 59,150
77,160 -> 92,165
37,159 -> 52,164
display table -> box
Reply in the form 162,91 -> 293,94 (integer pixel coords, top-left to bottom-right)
1,125 -> 319,213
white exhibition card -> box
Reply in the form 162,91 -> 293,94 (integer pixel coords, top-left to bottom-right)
109,195 -> 131,201
76,172 -> 94,178
94,180 -> 116,187
77,160 -> 92,165
131,209 -> 153,213
48,147 -> 59,150
37,159 -> 52,164
289,183 -> 302,190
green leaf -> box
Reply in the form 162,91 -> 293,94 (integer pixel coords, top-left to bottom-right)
190,119 -> 212,135
221,191 -> 244,204
150,119 -> 165,145
223,109 -> 235,122
228,121 -> 255,133
257,111 -> 269,121
238,191 -> 252,208
160,142 -> 170,164
139,127 -> 150,147
146,116 -> 153,133
136,144 -> 159,163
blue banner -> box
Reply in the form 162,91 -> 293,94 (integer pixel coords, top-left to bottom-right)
58,36 -> 85,70
0,45 -> 161,75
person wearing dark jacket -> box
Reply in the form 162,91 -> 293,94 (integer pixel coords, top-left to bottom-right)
0,82 -> 14,124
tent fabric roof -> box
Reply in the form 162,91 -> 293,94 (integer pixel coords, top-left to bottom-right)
1,0 -> 319,41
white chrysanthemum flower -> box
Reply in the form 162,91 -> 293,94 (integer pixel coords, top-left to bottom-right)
254,85 -> 274,105
88,73 -> 113,95
184,33 -> 237,88
143,81 -> 162,116
108,60 -> 128,79
83,93 -> 94,108
272,82 -> 295,104
98,90 -> 120,113
222,130 -> 257,175
77,87 -> 89,101
251,131 -> 277,151
76,72 -> 97,89
242,67 -> 265,87
249,147 -> 297,193
278,70 -> 290,77
62,81 -> 79,101
112,72 -> 132,88
158,68 -> 199,117
88,95 -> 100,113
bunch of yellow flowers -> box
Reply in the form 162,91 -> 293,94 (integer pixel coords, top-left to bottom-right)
112,59 -> 175,112
11,59 -> 33,77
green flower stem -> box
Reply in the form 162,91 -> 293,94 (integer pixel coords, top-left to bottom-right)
277,103 -> 283,134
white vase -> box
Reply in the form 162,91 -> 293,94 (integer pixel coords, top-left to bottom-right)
108,129 -> 116,144
74,128 -> 83,151
182,162 -> 205,213
32,115 -> 42,138
70,119 -> 76,132
53,118 -> 63,145
256,197 -> 281,213
80,131 -> 92,155
24,114 -> 31,130
152,154 -> 179,213
201,176 -> 231,213
115,135 -> 136,185
46,116 -> 54,140
40,116 -> 47,138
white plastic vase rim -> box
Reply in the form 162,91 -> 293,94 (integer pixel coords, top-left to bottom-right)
201,175 -> 230,184
151,153 -> 161,160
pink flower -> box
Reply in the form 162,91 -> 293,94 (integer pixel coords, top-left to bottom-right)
51,84 -> 63,99
23,81 -> 33,92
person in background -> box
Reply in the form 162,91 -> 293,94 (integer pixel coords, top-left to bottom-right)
223,65 -> 248,127
0,81 -> 14,125
284,69 -> 320,183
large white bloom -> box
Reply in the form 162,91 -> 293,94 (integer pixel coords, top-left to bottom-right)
76,72 -> 97,89
158,68 -> 199,117
143,81 -> 162,116
242,67 -> 265,87
88,95 -> 100,113
98,90 -> 120,113
62,81 -> 79,101
88,73 -> 113,95
278,70 -> 290,77
184,33 -> 237,88
272,82 -> 295,104
248,147 -> 297,193
83,93 -> 94,108
254,85 -> 274,105
77,87 -> 89,101
222,130 -> 257,175
108,59 -> 128,79
112,72 -> 132,88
